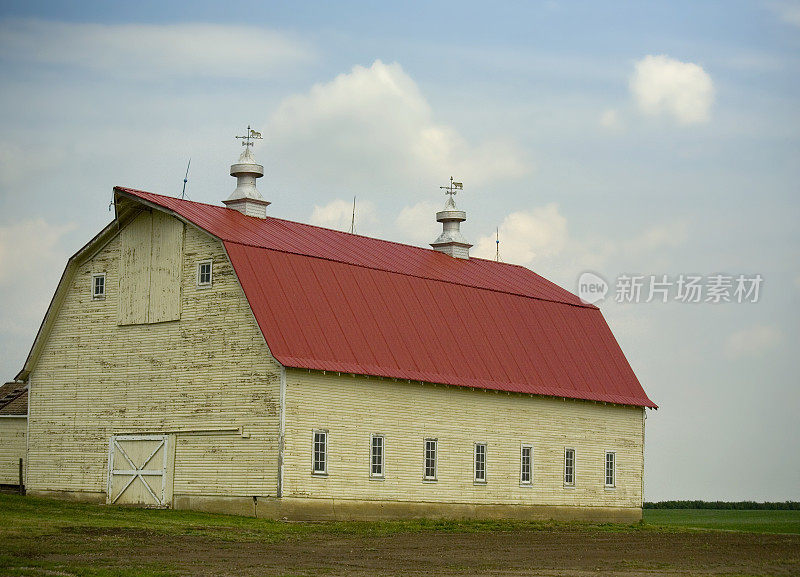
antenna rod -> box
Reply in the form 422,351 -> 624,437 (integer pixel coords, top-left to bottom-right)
350,196 -> 356,234
181,158 -> 191,199
496,227 -> 500,262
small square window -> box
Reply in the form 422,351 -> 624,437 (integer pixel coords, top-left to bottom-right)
424,438 -> 437,481
92,273 -> 106,300
197,260 -> 212,288
520,444 -> 533,485
564,448 -> 576,486
474,442 -> 487,483
605,451 -> 616,487
312,430 -> 327,475
370,434 -> 385,478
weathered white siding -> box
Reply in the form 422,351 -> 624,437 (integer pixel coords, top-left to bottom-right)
283,370 -> 644,509
0,418 -> 26,485
27,214 -> 281,500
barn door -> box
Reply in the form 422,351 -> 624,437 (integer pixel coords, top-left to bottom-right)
107,435 -> 169,507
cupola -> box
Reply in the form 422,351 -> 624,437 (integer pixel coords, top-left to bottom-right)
430,177 -> 472,259
223,126 -> 270,219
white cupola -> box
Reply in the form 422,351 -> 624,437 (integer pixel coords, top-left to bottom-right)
223,126 -> 270,219
430,177 -> 472,259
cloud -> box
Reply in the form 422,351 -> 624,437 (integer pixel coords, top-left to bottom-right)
724,325 -> 782,358
630,55 -> 714,124
267,60 -> 530,191
395,201 -> 441,246
633,220 -> 689,253
0,19 -> 313,79
472,203 -> 567,266
767,1 -> 800,27
0,219 -> 76,342
599,109 -> 621,129
309,198 -> 377,235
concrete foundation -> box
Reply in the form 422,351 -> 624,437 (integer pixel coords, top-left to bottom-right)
174,494 -> 642,523
28,490 -> 642,523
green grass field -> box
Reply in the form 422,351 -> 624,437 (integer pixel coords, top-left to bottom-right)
643,508 -> 800,534
1,494 -> 798,576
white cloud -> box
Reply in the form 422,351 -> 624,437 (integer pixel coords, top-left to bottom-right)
267,60 -> 530,191
630,55 -> 714,124
599,109 -> 621,129
767,1 -> 800,27
0,19 -> 313,79
0,219 -> 76,344
473,203 -> 567,266
309,198 -> 377,235
633,220 -> 689,253
395,201 -> 441,246
0,219 -> 75,287
724,325 -> 782,358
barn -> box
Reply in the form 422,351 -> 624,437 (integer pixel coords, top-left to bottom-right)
15,140 -> 656,521
0,382 -> 28,490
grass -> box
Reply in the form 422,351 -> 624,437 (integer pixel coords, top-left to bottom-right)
0,493 -> 652,542
1,494 -> 798,576
643,508 -> 800,534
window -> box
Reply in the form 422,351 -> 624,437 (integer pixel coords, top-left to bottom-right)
197,260 -> 212,288
312,430 -> 327,475
520,445 -> 533,485
92,273 -> 106,300
605,451 -> 616,487
370,434 -> 385,478
424,438 -> 437,481
564,448 -> 576,486
474,442 -> 487,483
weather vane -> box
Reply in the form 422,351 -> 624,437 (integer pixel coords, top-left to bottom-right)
440,176 -> 463,197
235,125 -> 263,150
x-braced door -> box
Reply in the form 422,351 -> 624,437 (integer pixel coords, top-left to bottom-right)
107,434 -> 169,507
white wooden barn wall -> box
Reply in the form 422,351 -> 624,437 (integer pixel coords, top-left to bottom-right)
26,212 -> 282,499
0,418 -> 26,484
283,369 -> 644,508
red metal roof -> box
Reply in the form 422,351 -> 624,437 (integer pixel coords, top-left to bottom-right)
115,187 -> 656,408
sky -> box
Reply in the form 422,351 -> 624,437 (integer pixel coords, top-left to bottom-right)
0,1 -> 798,502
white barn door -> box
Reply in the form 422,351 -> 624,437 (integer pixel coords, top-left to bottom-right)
107,435 -> 169,507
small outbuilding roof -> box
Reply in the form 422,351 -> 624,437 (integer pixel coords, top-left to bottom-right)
114,187 -> 656,409
0,382 -> 28,416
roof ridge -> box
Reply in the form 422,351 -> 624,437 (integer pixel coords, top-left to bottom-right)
224,239 -> 596,309
115,186 -> 593,308
116,187 -> 532,269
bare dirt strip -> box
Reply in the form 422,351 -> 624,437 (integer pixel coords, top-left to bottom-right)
34,526 -> 800,576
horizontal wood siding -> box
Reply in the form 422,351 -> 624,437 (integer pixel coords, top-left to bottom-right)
27,218 -> 281,498
0,418 -> 26,484
284,370 -> 644,508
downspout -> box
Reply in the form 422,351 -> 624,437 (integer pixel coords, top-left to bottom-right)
277,364 -> 286,499
641,408 -> 646,509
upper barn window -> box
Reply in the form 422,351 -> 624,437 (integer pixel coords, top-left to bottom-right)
92,273 -> 106,300
197,260 -> 213,288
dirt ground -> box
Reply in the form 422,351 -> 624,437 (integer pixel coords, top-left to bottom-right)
33,526 -> 800,576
